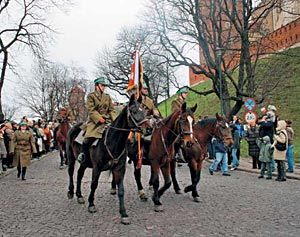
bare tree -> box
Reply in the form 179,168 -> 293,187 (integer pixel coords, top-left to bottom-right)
0,0 -> 73,121
144,0 -> 299,117
2,103 -> 19,121
18,60 -> 87,121
94,25 -> 178,105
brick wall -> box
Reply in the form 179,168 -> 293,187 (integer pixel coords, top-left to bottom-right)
189,17 -> 300,86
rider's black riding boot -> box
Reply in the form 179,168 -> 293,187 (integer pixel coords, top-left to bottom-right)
77,138 -> 93,164
21,167 -> 27,181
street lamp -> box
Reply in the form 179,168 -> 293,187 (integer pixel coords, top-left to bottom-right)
216,48 -> 223,115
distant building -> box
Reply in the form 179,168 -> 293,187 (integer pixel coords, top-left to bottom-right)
69,87 -> 86,122
190,1 -> 300,86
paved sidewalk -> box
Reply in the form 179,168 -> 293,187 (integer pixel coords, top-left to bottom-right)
207,156 -> 300,180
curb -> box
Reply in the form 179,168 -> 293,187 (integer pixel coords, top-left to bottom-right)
205,158 -> 300,181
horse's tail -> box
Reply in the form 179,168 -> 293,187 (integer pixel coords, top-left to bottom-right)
66,122 -> 83,165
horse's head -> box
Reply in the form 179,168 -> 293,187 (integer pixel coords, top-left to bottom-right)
176,103 -> 197,148
127,94 -> 151,132
214,113 -> 233,147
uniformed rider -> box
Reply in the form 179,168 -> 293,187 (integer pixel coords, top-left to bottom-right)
171,86 -> 188,113
140,83 -> 160,119
56,102 -> 74,124
171,86 -> 189,164
77,77 -> 117,164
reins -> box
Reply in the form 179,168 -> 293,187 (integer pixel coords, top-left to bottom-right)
103,104 -> 145,162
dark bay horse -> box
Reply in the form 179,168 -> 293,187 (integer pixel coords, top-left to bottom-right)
66,95 -> 150,224
117,113 -> 232,204
149,103 -> 197,211
178,113 -> 233,202
55,118 -> 71,168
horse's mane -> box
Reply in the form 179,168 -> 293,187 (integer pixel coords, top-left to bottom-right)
110,105 -> 128,127
163,110 -> 180,125
197,117 -> 216,129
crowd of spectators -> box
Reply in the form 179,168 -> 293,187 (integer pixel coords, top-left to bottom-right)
0,116 -> 58,174
208,104 -> 295,181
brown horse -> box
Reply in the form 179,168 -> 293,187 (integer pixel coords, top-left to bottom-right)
176,113 -> 233,202
148,103 -> 197,211
55,118 -> 71,168
66,94 -> 150,224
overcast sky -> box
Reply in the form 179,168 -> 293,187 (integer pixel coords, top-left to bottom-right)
48,0 -> 145,76
4,0 -> 189,119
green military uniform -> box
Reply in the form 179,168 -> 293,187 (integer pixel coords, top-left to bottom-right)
171,97 -> 185,113
10,129 -> 36,168
171,87 -> 188,113
141,96 -> 160,118
84,90 -> 116,139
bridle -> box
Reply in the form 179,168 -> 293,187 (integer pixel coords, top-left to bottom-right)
160,112 -> 195,159
104,102 -> 148,162
213,119 -> 231,142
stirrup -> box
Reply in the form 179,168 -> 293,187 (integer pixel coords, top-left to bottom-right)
77,153 -> 85,164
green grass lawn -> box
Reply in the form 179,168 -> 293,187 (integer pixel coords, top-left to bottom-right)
158,47 -> 300,163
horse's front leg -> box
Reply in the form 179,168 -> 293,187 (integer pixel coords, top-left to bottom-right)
113,168 -> 130,225
76,164 -> 87,204
110,173 -> 117,195
59,150 -> 64,168
170,160 -> 181,194
158,163 -> 172,198
151,163 -> 163,212
67,156 -> 75,199
87,166 -> 101,213
184,159 -> 202,202
134,162 -> 147,201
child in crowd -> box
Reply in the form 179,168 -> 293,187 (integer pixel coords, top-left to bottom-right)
257,136 -> 273,179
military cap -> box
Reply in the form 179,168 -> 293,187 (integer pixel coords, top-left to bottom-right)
94,77 -> 107,85
64,102 -> 69,106
142,82 -> 148,89
176,87 -> 188,94
19,121 -> 27,127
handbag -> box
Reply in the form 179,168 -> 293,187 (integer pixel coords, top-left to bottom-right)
275,132 -> 287,151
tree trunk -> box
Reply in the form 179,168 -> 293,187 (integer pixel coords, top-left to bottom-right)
0,50 -> 8,122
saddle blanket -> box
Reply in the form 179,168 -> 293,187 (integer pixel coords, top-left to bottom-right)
74,130 -> 99,146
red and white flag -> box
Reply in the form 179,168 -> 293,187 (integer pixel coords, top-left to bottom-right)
127,50 -> 143,95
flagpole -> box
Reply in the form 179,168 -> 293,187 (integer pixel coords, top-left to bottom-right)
135,41 -> 143,170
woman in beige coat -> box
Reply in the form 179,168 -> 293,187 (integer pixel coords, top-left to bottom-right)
10,121 -> 36,180
273,120 -> 288,182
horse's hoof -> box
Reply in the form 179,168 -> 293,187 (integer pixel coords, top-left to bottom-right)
121,217 -> 131,225
138,190 -> 148,201
88,206 -> 97,213
139,193 -> 148,201
77,197 -> 85,204
193,196 -> 201,203
154,205 -> 164,212
67,192 -> 74,199
175,189 -> 182,194
110,188 -> 117,195
59,165 -> 65,170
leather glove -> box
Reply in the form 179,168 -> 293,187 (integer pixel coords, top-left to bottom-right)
99,117 -> 106,124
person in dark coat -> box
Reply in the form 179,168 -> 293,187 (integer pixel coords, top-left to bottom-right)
257,113 -> 275,171
244,121 -> 261,169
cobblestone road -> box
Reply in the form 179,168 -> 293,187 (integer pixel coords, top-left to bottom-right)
1,151 -> 300,237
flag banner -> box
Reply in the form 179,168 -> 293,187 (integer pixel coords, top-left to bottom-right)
127,50 -> 143,95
